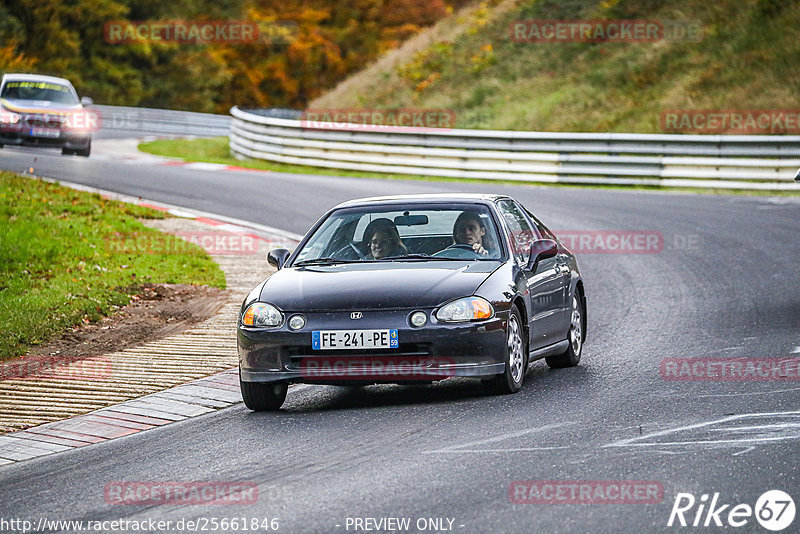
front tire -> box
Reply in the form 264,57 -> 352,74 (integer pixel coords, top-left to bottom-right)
546,293 -> 584,368
76,141 -> 91,157
484,305 -> 526,394
240,374 -> 288,411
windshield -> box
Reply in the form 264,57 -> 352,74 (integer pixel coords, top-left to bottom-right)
292,203 -> 505,265
0,80 -> 78,104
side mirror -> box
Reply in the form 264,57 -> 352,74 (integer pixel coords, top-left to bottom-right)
795,168 -> 800,182
267,248 -> 291,270
526,239 -> 558,271
80,96 -> 94,107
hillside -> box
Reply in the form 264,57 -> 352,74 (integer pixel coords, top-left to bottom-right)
0,0 -> 469,112
310,0 -> 800,133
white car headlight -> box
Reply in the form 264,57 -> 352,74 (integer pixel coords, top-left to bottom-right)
241,302 -> 283,327
0,111 -> 20,124
436,297 -> 494,323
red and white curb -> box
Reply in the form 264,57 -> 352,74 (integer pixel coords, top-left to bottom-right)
42,177 -> 304,245
93,157 -> 272,175
0,369 -> 242,464
90,138 -> 272,175
157,161 -> 271,173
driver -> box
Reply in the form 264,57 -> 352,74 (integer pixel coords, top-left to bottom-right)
362,218 -> 407,259
452,211 -> 494,256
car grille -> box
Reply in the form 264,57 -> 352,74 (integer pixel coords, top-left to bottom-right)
23,115 -> 64,128
285,343 -> 432,371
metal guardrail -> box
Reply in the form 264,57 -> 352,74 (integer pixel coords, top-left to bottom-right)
95,105 -> 231,139
228,106 -> 800,190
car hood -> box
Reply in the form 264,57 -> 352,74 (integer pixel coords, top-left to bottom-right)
260,261 -> 501,311
1,99 -> 82,115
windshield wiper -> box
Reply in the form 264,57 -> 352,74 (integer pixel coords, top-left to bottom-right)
380,254 -> 465,261
293,257 -> 360,266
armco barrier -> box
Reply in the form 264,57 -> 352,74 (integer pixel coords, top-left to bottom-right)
95,105 -> 231,139
228,106 -> 800,190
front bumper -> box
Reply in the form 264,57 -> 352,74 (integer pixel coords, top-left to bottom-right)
238,308 -> 508,384
0,125 -> 90,149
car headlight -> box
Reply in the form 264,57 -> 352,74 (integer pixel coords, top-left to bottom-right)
436,297 -> 494,322
288,314 -> 306,330
0,111 -> 20,124
241,302 -> 283,327
410,311 -> 427,327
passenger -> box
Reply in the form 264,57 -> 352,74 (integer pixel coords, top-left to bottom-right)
452,211 -> 495,256
362,218 -> 407,259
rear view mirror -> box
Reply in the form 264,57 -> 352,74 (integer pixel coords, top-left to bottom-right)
526,239 -> 558,271
267,248 -> 291,269
394,213 -> 428,226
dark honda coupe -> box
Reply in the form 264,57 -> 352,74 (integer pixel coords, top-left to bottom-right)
238,194 -> 586,410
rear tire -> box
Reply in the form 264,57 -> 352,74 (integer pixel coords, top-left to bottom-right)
546,293 -> 584,368
484,305 -> 526,394
76,141 -> 90,157
240,375 -> 288,411
61,147 -> 73,155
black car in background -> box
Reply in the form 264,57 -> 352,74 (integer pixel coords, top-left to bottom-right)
0,73 -> 94,156
238,194 -> 587,410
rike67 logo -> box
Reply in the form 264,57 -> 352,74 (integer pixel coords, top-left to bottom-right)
668,490 -> 795,531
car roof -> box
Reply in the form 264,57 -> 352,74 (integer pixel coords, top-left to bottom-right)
1,74 -> 75,87
332,193 -> 509,210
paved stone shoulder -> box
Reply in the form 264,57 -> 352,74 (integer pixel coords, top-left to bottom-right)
0,369 -> 242,463
0,211 -> 295,448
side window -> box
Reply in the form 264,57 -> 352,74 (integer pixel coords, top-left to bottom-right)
294,217 -> 344,262
497,200 -> 535,264
526,210 -> 557,241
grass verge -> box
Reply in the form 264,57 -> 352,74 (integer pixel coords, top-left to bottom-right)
139,137 -> 800,197
0,172 -> 226,360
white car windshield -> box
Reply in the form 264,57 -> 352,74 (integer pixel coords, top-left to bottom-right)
293,203 -> 505,265
1,80 -> 78,104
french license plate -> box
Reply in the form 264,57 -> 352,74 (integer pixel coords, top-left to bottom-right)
312,329 -> 399,350
30,128 -> 60,138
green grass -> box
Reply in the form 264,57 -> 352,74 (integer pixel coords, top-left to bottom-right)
139,136 -> 800,197
0,172 -> 226,360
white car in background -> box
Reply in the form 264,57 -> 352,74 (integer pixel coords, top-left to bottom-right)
0,73 -> 94,157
